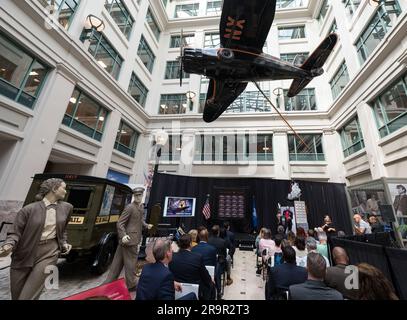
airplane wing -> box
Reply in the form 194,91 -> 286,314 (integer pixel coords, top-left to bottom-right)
220,0 -> 277,53
203,80 -> 248,123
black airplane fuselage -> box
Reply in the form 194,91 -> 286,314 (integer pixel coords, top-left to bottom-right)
182,47 -> 319,83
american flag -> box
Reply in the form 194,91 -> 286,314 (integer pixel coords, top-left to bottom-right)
202,197 -> 211,220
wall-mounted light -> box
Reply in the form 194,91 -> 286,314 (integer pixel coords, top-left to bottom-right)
369,0 -> 380,7
186,91 -> 196,111
81,15 -> 105,41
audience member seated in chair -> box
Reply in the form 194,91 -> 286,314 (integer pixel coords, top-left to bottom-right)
169,234 -> 216,300
272,234 -> 284,267
325,247 -> 358,300
259,229 -> 276,263
223,221 -> 236,261
266,245 -> 307,300
208,225 -> 228,297
192,228 -> 217,267
289,253 -> 343,300
136,239 -> 180,300
356,263 -> 398,300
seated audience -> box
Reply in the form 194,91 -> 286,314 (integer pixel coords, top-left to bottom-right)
255,227 -> 267,255
293,236 -> 308,267
325,247 -> 358,300
259,229 -> 276,262
337,230 -> 346,237
316,231 -> 329,261
169,234 -> 215,300
192,228 -> 217,267
223,221 -> 236,259
287,231 -> 296,246
356,263 -> 398,300
266,245 -> 307,300
307,229 -> 318,242
137,239 -> 196,300
296,227 -> 307,239
289,252 -> 343,300
188,229 -> 198,247
306,239 -> 330,267
208,225 -> 228,298
273,234 -> 283,266
276,225 -> 287,240
353,214 -> 372,235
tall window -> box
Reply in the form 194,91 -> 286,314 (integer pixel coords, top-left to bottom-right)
284,88 -> 316,111
206,1 -> 222,15
39,0 -> 80,30
137,36 -> 155,72
356,1 -> 402,63
63,88 -> 108,141
317,0 -> 330,23
280,52 -> 309,66
330,61 -> 350,100
277,0 -> 306,9
170,34 -> 195,48
204,32 -> 220,48
159,94 -> 187,114
175,3 -> 199,18
343,0 -> 361,18
195,134 -> 248,162
340,117 -> 364,157
160,135 -> 182,161
288,134 -> 325,161
278,26 -> 305,40
247,134 -> 273,161
0,33 -> 48,109
227,91 -> 272,113
146,8 -> 161,40
86,31 -> 123,79
105,0 -> 134,39
371,73 -> 407,138
128,73 -> 148,107
165,61 -> 189,80
115,121 -> 139,157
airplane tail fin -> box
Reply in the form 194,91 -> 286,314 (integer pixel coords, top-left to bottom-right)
287,33 -> 338,97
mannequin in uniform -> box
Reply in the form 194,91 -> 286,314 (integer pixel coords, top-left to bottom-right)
104,187 -> 153,291
0,178 -> 72,300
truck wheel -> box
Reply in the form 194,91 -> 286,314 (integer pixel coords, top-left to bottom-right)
91,238 -> 116,275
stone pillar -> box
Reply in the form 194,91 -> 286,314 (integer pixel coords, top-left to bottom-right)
178,129 -> 196,176
273,131 -> 290,180
323,129 -> 346,183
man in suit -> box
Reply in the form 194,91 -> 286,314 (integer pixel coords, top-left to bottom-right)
208,225 -> 228,297
266,245 -> 307,300
105,187 -> 153,291
223,221 -> 235,258
325,247 -> 358,300
192,228 -> 217,266
169,234 -> 215,300
0,178 -> 72,300
289,252 -> 343,300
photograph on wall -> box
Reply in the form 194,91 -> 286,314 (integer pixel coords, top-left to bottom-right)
100,185 -> 115,216
349,187 -> 387,217
215,188 -> 247,219
388,183 -> 407,239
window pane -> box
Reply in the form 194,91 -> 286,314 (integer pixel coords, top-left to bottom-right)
105,0 -> 134,39
66,89 -> 80,116
0,34 -> 33,88
128,73 -> 148,107
22,61 -> 47,96
278,26 -> 305,40
138,36 -> 155,72
159,94 -> 187,114
146,8 -> 161,40
204,33 -> 220,48
75,95 -> 99,129
284,88 -> 316,111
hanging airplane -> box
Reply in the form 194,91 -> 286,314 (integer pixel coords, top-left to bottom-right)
179,0 -> 338,123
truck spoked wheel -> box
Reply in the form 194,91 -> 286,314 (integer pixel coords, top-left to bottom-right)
91,238 -> 116,275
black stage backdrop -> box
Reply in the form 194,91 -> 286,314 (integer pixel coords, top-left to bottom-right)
147,173 -> 352,235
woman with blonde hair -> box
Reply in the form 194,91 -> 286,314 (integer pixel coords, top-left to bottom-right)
188,229 -> 198,247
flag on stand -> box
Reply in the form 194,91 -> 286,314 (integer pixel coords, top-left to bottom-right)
252,196 -> 258,230
202,195 -> 211,220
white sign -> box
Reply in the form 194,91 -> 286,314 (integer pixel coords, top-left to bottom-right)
294,201 -> 308,231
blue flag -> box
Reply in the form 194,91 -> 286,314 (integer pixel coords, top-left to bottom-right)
252,197 -> 258,230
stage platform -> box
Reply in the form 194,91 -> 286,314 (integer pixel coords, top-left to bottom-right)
234,233 -> 256,251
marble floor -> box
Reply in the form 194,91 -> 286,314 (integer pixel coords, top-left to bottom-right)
223,249 -> 265,300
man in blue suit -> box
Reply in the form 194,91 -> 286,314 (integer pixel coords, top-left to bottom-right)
266,245 -> 307,300
136,239 -> 197,300
192,228 -> 217,266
